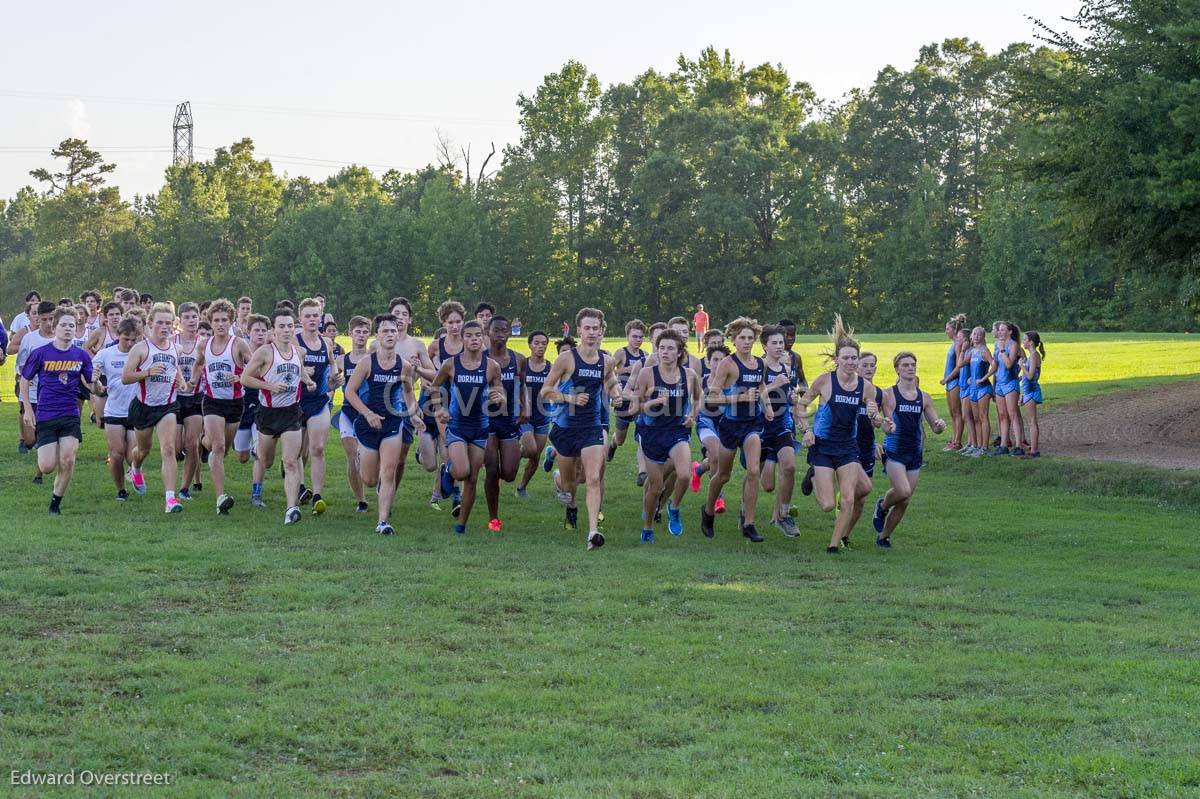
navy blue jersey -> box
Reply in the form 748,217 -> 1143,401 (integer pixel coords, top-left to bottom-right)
341,351 -> 365,422
700,369 -> 722,418
763,360 -> 794,434
722,354 -> 765,421
436,336 -> 460,366
856,385 -> 882,454
298,333 -> 330,402
363,352 -> 406,417
944,342 -> 958,380
643,365 -> 690,429
488,349 -> 520,421
813,373 -> 863,446
884,385 -> 923,456
449,353 -> 489,434
555,349 -> 606,429
524,359 -> 551,425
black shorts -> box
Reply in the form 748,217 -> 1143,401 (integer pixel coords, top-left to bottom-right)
202,396 -> 244,425
101,414 -> 130,428
127,398 -> 179,431
549,425 -> 605,458
77,383 -> 92,401
256,404 -> 303,438
300,396 -> 331,423
177,394 -> 204,420
35,415 -> 82,448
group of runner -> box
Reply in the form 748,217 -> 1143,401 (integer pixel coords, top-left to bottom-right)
4,288 -> 1045,552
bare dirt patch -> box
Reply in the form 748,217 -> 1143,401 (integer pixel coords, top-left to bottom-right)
1040,379 -> 1200,469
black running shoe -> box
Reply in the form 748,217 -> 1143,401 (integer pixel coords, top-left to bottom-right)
742,524 -> 763,543
298,486 -> 314,505
636,471 -> 647,487
800,465 -> 815,496
840,535 -> 852,549
587,531 -> 605,550
116,489 -> 129,502
876,536 -> 892,548
193,482 -> 203,493
826,546 -> 840,554
49,502 -> 61,516
565,505 -> 578,529
700,509 -> 715,538
451,498 -> 463,519
32,472 -> 43,485
606,442 -> 616,463
356,500 -> 370,513
872,497 -> 886,534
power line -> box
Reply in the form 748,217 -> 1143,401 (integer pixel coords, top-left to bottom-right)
0,88 -> 519,127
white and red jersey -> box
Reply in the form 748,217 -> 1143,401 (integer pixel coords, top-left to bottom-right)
84,314 -> 102,338
259,343 -> 303,408
203,337 -> 243,401
138,338 -> 180,406
175,334 -> 199,397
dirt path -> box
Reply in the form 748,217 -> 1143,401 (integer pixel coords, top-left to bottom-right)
1039,379 -> 1200,470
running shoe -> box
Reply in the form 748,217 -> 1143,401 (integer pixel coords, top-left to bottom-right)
356,500 -> 370,513
1011,447 -> 1025,457
967,448 -> 984,458
217,494 -> 235,514
942,441 -> 959,452
742,524 -> 764,543
178,488 -> 192,501
18,441 -> 29,455
640,528 -> 654,543
714,496 -> 727,514
607,441 -> 617,462
48,501 -> 61,515
542,447 -> 556,472
439,464 -> 456,498
787,504 -> 799,518
565,506 -> 578,530
312,496 -> 327,515
667,505 -> 683,536
994,446 -> 1010,456
700,508 -> 715,539
32,472 -> 43,485
515,487 -> 528,498
800,465 -> 815,496
193,482 -> 203,493
636,472 -> 647,487
653,507 -> 662,524
298,486 -> 314,505
376,521 -> 395,536
451,498 -> 463,519
487,518 -> 502,533
992,436 -> 1001,448
872,497 -> 887,534
454,523 -> 466,535
876,535 -> 892,549
840,535 -> 852,549
778,516 -> 800,538
251,495 -> 267,508
284,506 -> 302,525
1025,451 -> 1041,459
826,546 -> 840,554
690,461 -> 702,493
555,490 -> 573,507
429,493 -> 443,511
598,510 -> 605,523
165,497 -> 183,514
587,531 -> 605,550
116,489 -> 129,502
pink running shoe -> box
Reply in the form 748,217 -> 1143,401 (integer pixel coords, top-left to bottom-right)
487,518 -> 502,533
130,471 -> 147,495
714,496 -> 727,514
690,461 -> 702,493
165,496 -> 183,514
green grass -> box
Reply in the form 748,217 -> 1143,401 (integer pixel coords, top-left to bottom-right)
3,331 -> 1199,796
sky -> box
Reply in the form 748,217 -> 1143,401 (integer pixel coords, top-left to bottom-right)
0,0 -> 1083,199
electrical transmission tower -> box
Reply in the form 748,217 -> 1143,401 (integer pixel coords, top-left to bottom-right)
173,101 -> 193,166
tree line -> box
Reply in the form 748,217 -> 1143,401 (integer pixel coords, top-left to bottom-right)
2,0 -> 1196,333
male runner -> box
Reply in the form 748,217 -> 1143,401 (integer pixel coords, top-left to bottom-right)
192,299 -> 253,514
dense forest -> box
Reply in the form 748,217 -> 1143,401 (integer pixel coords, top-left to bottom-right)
1,0 -> 1197,332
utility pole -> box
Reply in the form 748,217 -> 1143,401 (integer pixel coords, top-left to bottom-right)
173,101 -> 193,166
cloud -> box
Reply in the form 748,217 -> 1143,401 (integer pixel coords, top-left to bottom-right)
67,98 -> 90,139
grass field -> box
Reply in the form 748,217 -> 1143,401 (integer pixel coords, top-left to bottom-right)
2,333 -> 1199,796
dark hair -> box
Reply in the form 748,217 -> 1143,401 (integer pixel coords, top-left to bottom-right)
474,302 -> 495,316
374,314 -> 397,332
759,324 -> 785,345
706,344 -> 731,360
656,329 -> 688,354
36,300 -> 57,315
777,318 -> 796,329
119,289 -> 138,303
101,301 -> 121,315
1025,330 -> 1046,361
555,336 -> 577,352
139,293 -> 153,303
270,308 -> 294,325
462,320 -> 483,334
388,296 -> 412,316
237,296 -> 253,306
25,290 -> 41,303
246,313 -> 270,330
81,290 -> 101,303
117,318 -> 141,336
58,297 -> 73,306
527,330 -> 549,345
490,315 -> 510,328
198,321 -> 213,333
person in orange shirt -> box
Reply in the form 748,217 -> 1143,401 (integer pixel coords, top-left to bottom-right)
692,305 -> 709,353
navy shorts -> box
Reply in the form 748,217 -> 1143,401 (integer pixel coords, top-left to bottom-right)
549,425 -> 604,458
520,420 -> 551,437
35,414 -> 82,448
239,400 -> 259,431
488,416 -> 522,442
354,414 -> 412,451
300,396 -> 331,423
883,449 -> 923,472
696,415 -> 720,442
761,430 -> 795,463
717,417 -> 763,451
637,424 -> 690,464
447,423 -> 488,450
614,411 -> 637,431
807,438 -> 859,470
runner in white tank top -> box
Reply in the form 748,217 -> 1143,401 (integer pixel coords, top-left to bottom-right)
192,299 -> 253,515
203,337 -> 244,401
122,303 -> 185,512
137,337 -> 180,406
260,343 -> 303,407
